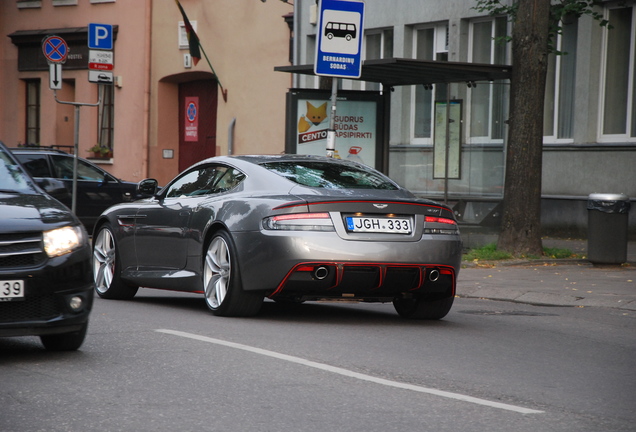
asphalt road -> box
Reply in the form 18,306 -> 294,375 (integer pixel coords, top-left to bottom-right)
1,291 -> 634,432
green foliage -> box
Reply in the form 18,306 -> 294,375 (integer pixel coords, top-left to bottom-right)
464,243 -> 579,261
88,145 -> 111,156
543,246 -> 578,259
463,243 -> 513,261
474,0 -> 611,54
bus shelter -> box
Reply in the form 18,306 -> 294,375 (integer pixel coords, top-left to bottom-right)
275,57 -> 512,205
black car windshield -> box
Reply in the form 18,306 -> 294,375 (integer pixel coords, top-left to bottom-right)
261,161 -> 398,190
0,148 -> 36,193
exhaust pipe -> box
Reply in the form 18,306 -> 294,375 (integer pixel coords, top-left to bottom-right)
428,268 -> 440,282
314,266 -> 329,280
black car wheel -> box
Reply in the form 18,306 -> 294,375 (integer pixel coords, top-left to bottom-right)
393,295 -> 454,320
92,224 -> 138,300
203,231 -> 262,317
40,322 -> 88,351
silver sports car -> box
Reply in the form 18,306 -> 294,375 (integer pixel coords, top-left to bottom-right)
92,155 -> 462,319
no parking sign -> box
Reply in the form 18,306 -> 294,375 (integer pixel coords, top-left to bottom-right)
42,35 -> 68,63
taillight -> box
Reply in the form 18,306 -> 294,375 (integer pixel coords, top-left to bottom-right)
263,213 -> 335,231
424,216 -> 459,235
425,216 -> 457,225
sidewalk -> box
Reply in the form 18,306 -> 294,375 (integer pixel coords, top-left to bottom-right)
457,238 -> 636,311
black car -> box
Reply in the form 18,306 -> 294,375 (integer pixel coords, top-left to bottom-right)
11,147 -> 140,231
0,141 -> 94,351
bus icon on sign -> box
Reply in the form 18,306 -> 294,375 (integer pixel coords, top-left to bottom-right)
324,22 -> 357,41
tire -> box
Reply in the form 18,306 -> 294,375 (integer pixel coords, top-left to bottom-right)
92,224 -> 138,300
40,322 -> 88,351
393,295 -> 454,320
203,231 -> 262,317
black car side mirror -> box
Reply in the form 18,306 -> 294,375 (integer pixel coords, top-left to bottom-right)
137,178 -> 158,197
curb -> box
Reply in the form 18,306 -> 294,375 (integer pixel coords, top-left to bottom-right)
461,259 -> 635,269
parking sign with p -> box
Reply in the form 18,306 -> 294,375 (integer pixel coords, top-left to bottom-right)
88,23 -> 113,50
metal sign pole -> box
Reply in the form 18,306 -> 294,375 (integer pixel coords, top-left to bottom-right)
444,85 -> 450,204
44,32 -> 108,215
326,78 -> 338,158
72,105 -> 80,213
314,0 -> 365,158
53,91 -> 101,214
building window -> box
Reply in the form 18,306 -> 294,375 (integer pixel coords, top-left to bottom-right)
468,17 -> 508,142
600,6 -> 636,141
364,28 -> 393,91
25,80 -> 40,146
98,84 -> 114,154
178,21 -> 197,49
16,0 -> 41,9
544,19 -> 577,141
411,23 -> 448,144
52,0 -> 78,6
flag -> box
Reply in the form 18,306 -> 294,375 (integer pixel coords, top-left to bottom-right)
175,0 -> 201,66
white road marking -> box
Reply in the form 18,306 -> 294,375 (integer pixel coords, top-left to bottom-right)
156,328 -> 544,414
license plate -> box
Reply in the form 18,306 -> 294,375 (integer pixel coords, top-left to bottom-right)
0,280 -> 25,301
346,216 -> 412,234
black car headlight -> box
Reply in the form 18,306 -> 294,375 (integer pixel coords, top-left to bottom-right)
43,226 -> 84,257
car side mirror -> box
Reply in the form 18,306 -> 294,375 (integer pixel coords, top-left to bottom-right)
137,178 -> 158,197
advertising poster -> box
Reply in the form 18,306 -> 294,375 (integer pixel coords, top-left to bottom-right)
433,100 -> 462,179
289,90 -> 381,169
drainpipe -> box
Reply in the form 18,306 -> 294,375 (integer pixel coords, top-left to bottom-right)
228,117 -> 236,155
143,0 -> 152,178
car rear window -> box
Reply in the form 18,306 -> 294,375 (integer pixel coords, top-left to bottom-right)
261,161 -> 398,190
13,153 -> 52,178
0,150 -> 36,193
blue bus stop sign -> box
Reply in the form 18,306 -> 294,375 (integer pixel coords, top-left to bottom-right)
314,0 -> 365,78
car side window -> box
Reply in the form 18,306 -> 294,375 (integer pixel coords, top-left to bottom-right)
213,167 -> 245,193
51,155 -> 106,181
14,154 -> 52,178
165,165 -> 245,198
165,166 -> 219,198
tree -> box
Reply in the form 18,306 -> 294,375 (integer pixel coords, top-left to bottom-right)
475,0 -> 609,257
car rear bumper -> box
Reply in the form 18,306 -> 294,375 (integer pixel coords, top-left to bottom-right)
232,230 -> 462,298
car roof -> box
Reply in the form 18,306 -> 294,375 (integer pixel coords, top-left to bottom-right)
192,154 -> 371,170
230,154 -> 347,164
10,147 -> 69,154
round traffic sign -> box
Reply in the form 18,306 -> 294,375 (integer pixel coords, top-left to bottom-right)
42,35 -> 69,64
186,101 -> 198,122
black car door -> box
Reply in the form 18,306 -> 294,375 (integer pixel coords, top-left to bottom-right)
50,154 -> 125,228
13,152 -> 73,206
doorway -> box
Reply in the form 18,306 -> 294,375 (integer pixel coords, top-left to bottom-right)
178,80 -> 218,171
